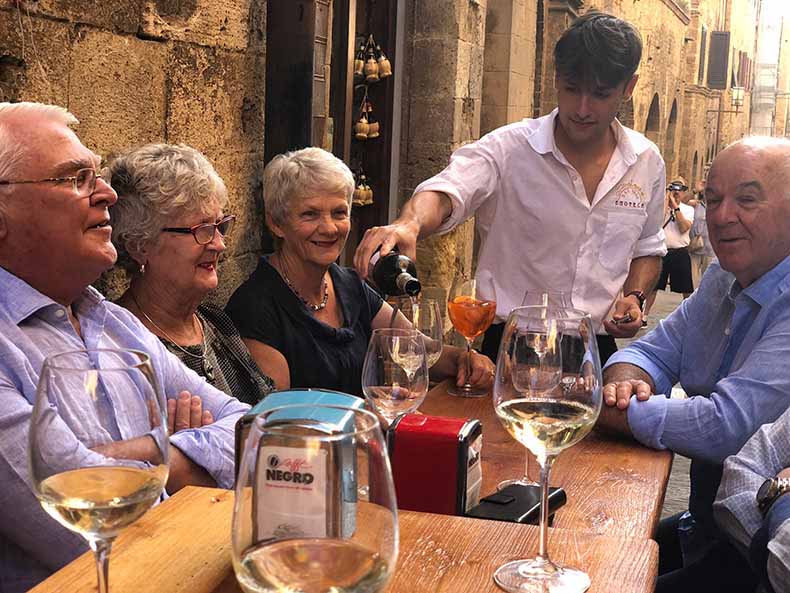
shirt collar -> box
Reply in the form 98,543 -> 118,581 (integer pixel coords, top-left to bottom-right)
527,108 -> 652,166
728,254 -> 790,307
0,266 -> 105,325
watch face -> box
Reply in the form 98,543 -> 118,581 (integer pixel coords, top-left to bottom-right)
758,478 -> 776,506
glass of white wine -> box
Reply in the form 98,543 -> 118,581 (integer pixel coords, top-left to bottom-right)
361,328 -> 429,424
493,306 -> 602,593
29,349 -> 169,593
232,404 -> 398,593
499,291 -> 573,491
399,296 -> 443,369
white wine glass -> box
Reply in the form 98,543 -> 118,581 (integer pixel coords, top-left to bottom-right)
500,291 -> 573,490
361,328 -> 429,425
447,275 -> 497,397
29,349 -> 169,593
493,307 -> 602,593
400,296 -> 444,369
232,404 -> 398,593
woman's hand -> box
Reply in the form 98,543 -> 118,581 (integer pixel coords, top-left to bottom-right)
455,350 -> 495,391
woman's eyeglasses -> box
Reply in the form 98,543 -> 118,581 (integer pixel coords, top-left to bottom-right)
161,215 -> 236,245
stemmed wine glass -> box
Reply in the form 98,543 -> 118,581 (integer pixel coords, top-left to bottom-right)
400,296 -> 444,369
361,328 -> 429,425
447,275 -> 496,397
499,291 -> 573,490
29,349 -> 169,593
232,404 -> 398,593
493,306 -> 602,593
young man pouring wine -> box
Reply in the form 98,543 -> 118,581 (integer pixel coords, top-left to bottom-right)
354,11 -> 666,364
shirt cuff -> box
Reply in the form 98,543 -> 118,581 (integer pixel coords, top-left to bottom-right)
626,394 -> 669,450
411,180 -> 467,235
632,230 -> 668,259
170,426 -> 236,489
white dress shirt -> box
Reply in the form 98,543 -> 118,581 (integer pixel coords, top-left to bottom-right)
414,108 -> 667,332
664,202 -> 695,249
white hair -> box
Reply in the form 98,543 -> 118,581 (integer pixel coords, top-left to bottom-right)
0,102 -> 79,181
108,143 -> 229,273
263,146 -> 355,227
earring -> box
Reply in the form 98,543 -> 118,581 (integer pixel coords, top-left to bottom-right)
140,263 -> 146,275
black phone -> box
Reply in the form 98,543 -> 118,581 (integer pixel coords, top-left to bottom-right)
465,484 -> 566,524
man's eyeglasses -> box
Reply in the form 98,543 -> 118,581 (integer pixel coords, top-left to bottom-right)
161,215 -> 236,245
0,168 -> 109,198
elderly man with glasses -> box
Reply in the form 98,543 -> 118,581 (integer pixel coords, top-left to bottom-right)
0,102 -> 249,592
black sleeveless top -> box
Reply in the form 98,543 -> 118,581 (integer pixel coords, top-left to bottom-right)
225,257 -> 384,397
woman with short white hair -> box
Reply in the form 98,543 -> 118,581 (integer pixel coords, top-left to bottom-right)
109,143 -> 274,405
226,146 -> 494,396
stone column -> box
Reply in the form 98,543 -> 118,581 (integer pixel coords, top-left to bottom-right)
398,0 -> 488,297
536,0 -> 582,116
480,0 -> 539,133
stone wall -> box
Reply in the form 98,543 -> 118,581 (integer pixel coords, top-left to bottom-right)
774,17 -> 790,137
0,0 -> 267,305
398,0 -> 487,299
481,0 -> 539,133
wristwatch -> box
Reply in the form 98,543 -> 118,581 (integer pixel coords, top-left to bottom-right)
757,476 -> 790,516
624,290 -> 646,312
672,207 -> 681,213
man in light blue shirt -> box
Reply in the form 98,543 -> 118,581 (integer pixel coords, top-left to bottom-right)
598,136 -> 790,593
0,102 -> 250,592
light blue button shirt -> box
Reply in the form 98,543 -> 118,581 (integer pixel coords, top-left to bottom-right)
606,257 -> 790,551
0,267 -> 249,592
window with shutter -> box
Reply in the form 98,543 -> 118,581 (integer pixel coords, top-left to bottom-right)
707,31 -> 730,90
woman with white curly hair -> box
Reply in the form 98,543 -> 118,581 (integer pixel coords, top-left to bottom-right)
109,143 -> 274,405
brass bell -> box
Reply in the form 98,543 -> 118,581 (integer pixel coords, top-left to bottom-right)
376,46 -> 392,78
354,113 -> 369,140
353,180 -> 366,205
354,45 -> 365,78
364,50 -> 379,83
367,114 -> 380,139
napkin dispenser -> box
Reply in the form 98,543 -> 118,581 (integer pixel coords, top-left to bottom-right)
235,389 -> 366,540
387,413 -> 482,515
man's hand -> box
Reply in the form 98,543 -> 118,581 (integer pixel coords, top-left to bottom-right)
353,219 -> 421,279
167,391 -> 214,435
603,295 -> 643,338
455,350 -> 495,390
603,379 -> 653,410
667,193 -> 680,210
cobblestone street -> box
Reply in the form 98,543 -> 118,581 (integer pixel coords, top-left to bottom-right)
616,290 -> 690,519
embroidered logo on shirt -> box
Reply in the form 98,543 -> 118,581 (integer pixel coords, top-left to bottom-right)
613,182 -> 647,210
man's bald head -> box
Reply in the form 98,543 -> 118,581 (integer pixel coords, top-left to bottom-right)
706,136 -> 790,287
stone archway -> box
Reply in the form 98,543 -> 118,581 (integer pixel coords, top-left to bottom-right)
693,151 -> 699,183
644,93 -> 661,147
665,99 -> 679,168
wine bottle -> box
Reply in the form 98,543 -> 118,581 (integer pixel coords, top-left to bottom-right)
369,247 -> 421,296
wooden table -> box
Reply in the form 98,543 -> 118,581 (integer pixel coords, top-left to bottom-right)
420,381 -> 674,539
32,486 -> 658,593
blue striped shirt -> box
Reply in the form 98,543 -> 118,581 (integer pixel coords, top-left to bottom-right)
606,257 -> 790,555
0,267 -> 249,592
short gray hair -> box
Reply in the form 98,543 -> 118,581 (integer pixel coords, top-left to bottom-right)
108,143 -> 228,272
0,102 -> 79,181
263,147 -> 355,227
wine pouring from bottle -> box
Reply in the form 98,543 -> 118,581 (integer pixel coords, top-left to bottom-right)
368,247 -> 421,297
